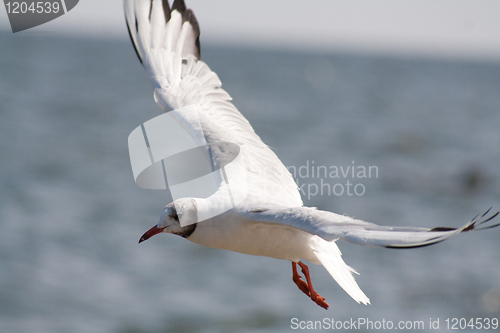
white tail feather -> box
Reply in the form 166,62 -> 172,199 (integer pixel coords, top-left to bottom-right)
310,236 -> 370,305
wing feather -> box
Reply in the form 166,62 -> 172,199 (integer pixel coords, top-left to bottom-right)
124,0 -> 302,207
242,207 -> 499,248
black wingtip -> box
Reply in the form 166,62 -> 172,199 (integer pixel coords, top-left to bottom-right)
184,9 -> 201,59
171,0 -> 186,14
162,0 -> 201,60
127,0 -> 201,63
475,211 -> 500,230
463,208 -> 500,232
126,14 -> 143,64
481,207 -> 492,218
161,0 -> 171,22
386,208 -> 499,250
148,0 -> 153,21
429,226 -> 456,232
479,210 -> 498,224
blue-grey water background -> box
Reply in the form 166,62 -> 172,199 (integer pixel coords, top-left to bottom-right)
1,33 -> 499,333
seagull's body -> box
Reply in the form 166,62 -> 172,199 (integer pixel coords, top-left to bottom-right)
125,0 -> 499,309
189,214 -> 314,263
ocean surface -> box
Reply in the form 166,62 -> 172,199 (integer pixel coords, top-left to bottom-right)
1,33 -> 499,333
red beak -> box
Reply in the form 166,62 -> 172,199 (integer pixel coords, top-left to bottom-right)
139,225 -> 163,243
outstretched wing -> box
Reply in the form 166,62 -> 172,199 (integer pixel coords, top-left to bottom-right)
124,0 -> 302,208
242,207 -> 499,248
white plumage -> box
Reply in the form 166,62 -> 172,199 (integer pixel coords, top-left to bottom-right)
125,0 -> 499,309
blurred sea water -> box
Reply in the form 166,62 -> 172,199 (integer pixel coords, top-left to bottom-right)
1,33 -> 500,333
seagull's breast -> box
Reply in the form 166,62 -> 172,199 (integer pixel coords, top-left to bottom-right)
186,215 -> 320,264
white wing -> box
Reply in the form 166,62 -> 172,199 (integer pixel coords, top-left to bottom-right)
242,207 -> 500,248
124,0 -> 302,208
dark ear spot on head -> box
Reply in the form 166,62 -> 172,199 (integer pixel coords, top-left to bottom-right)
169,206 -> 179,221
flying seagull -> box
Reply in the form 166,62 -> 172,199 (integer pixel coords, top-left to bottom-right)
124,0 -> 499,309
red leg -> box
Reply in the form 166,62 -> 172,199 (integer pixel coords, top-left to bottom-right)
297,261 -> 329,309
292,262 -> 310,296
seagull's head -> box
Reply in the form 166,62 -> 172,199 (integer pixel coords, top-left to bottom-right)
139,198 -> 198,243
